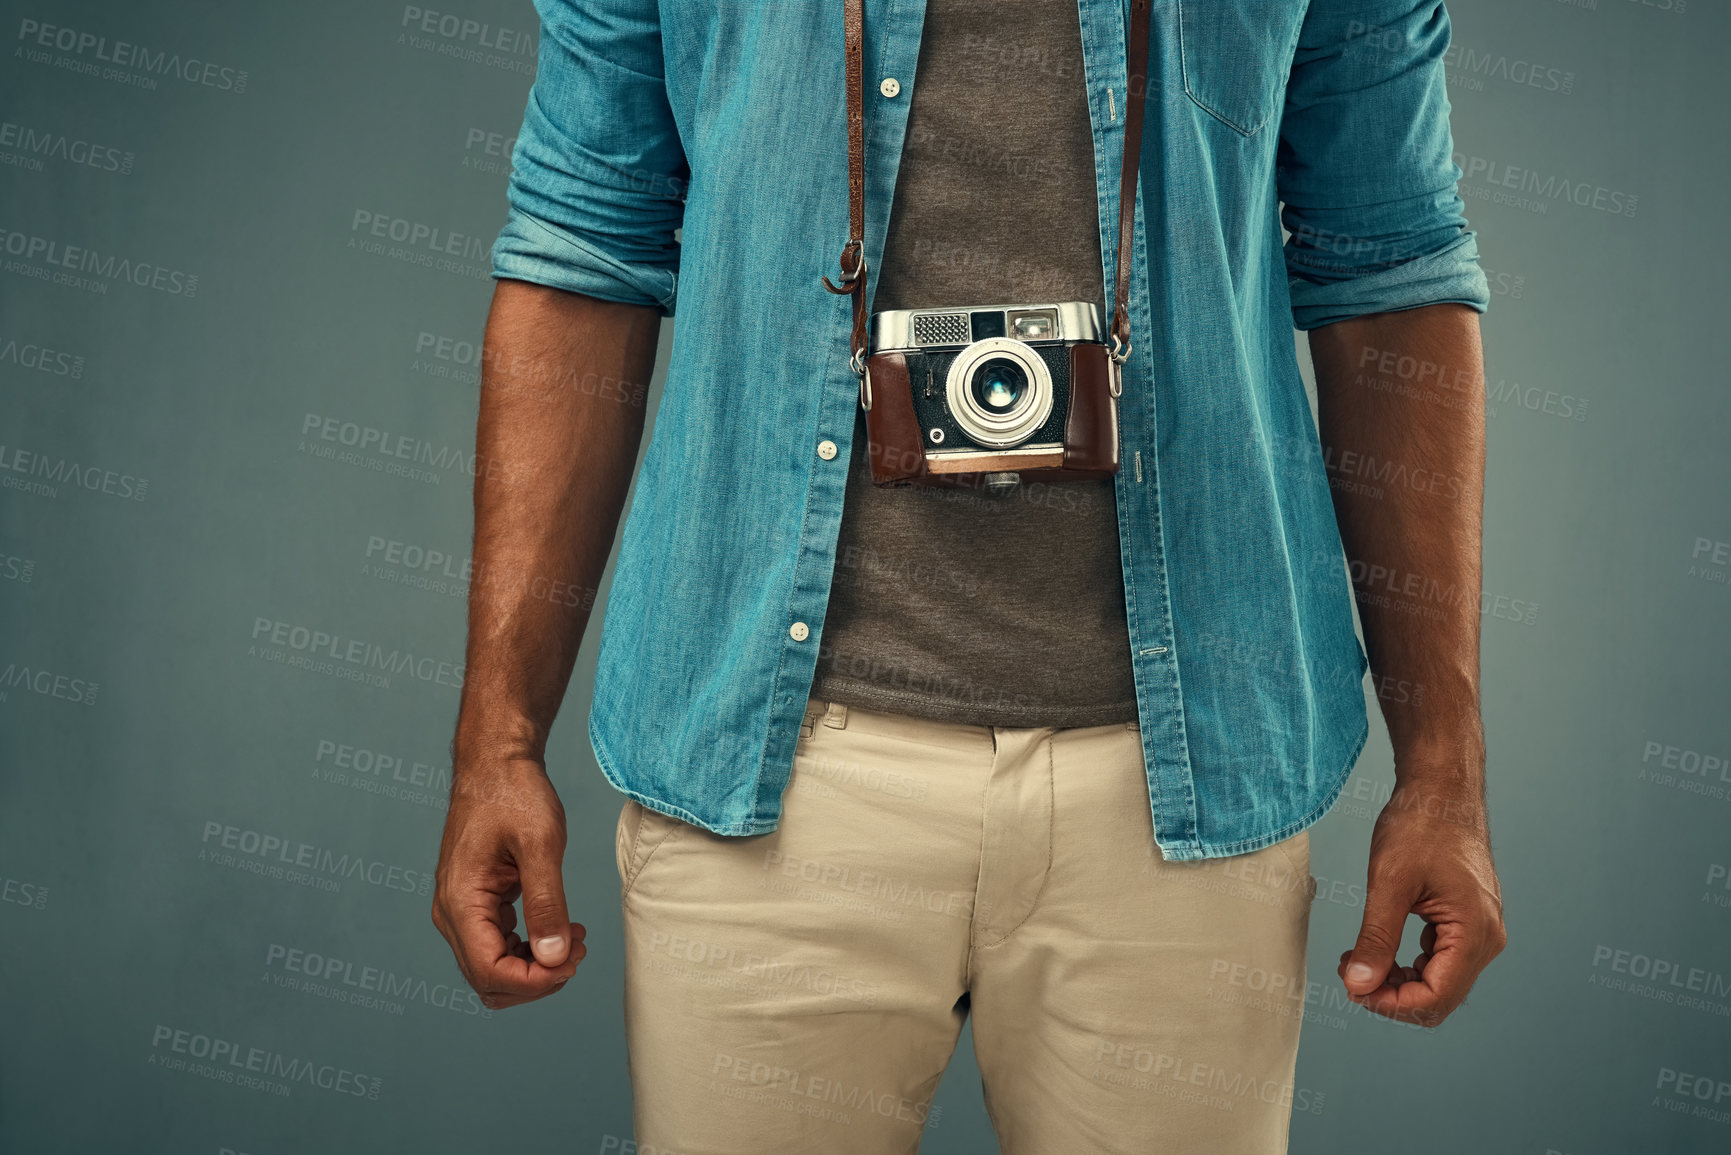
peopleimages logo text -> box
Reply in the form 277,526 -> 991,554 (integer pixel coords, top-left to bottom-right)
0,227 -> 197,294
398,6 -> 534,56
1453,152 -> 1638,217
0,443 -> 148,500
16,19 -> 249,92
0,121 -> 133,173
200,820 -> 433,896
264,942 -> 491,1018
149,1025 -> 381,1098
250,616 -> 466,689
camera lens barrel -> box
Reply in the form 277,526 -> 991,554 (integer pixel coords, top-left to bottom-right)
944,337 -> 1055,448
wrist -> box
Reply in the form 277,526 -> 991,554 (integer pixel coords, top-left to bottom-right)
1378,715 -> 1489,833
1388,707 -> 1484,775
453,705 -> 550,770
1391,744 -> 1485,788
1380,775 -> 1489,833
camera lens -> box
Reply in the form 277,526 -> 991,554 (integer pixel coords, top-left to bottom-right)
972,358 -> 1028,413
944,337 -> 1054,448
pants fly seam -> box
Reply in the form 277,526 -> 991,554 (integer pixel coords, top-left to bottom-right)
964,730 -> 998,979
976,730 -> 1057,951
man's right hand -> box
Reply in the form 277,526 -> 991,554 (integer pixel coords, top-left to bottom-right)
432,757 -> 586,1009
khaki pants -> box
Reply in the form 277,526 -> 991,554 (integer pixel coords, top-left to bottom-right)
616,698 -> 1317,1154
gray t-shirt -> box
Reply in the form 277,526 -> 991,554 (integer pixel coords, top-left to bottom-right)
811,0 -> 1138,728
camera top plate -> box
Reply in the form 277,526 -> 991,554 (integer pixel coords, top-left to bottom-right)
869,301 -> 1101,353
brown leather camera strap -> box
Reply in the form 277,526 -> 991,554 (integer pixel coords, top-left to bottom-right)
823,0 -> 1153,373
1110,0 -> 1152,358
819,0 -> 870,370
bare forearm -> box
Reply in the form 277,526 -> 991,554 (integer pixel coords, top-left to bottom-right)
1309,303 -> 1486,788
1313,305 -> 1506,1022
453,279 -> 659,769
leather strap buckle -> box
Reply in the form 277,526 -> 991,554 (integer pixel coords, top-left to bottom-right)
822,245 -> 865,293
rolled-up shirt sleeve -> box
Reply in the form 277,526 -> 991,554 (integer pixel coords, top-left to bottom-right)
491,0 -> 689,315
1276,0 -> 1489,331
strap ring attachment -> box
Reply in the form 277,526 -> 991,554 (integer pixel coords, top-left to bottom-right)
1106,334 -> 1130,397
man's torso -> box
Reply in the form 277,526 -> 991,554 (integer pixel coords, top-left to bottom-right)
811,0 -> 1140,729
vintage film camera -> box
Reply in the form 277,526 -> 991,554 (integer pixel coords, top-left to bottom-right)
860,300 -> 1121,486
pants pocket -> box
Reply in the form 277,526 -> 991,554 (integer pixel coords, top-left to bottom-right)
615,799 -> 684,897
615,801 -> 642,890
1266,827 -> 1316,903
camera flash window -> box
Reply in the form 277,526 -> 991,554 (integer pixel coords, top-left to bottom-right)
1009,309 -> 1058,339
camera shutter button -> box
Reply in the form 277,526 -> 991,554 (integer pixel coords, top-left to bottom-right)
817,439 -> 838,460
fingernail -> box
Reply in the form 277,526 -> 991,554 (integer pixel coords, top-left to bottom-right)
1345,962 -> 1375,986
535,936 -> 565,959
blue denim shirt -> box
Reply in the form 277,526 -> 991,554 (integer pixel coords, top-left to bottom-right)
491,0 -> 1489,859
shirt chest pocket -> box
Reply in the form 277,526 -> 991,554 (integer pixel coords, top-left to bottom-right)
1176,0 -> 1310,136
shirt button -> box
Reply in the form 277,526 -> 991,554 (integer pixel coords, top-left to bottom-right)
789,622 -> 810,642
879,77 -> 901,98
817,439 -> 838,460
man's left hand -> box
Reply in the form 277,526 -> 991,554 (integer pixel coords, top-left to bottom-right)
1338,778 -> 1507,1027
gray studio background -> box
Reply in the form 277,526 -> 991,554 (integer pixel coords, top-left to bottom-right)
2,0 -> 1728,1152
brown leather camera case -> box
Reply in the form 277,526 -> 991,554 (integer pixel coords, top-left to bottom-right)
861,342 -> 1121,487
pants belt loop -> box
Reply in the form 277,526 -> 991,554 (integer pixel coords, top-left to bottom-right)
823,701 -> 849,730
